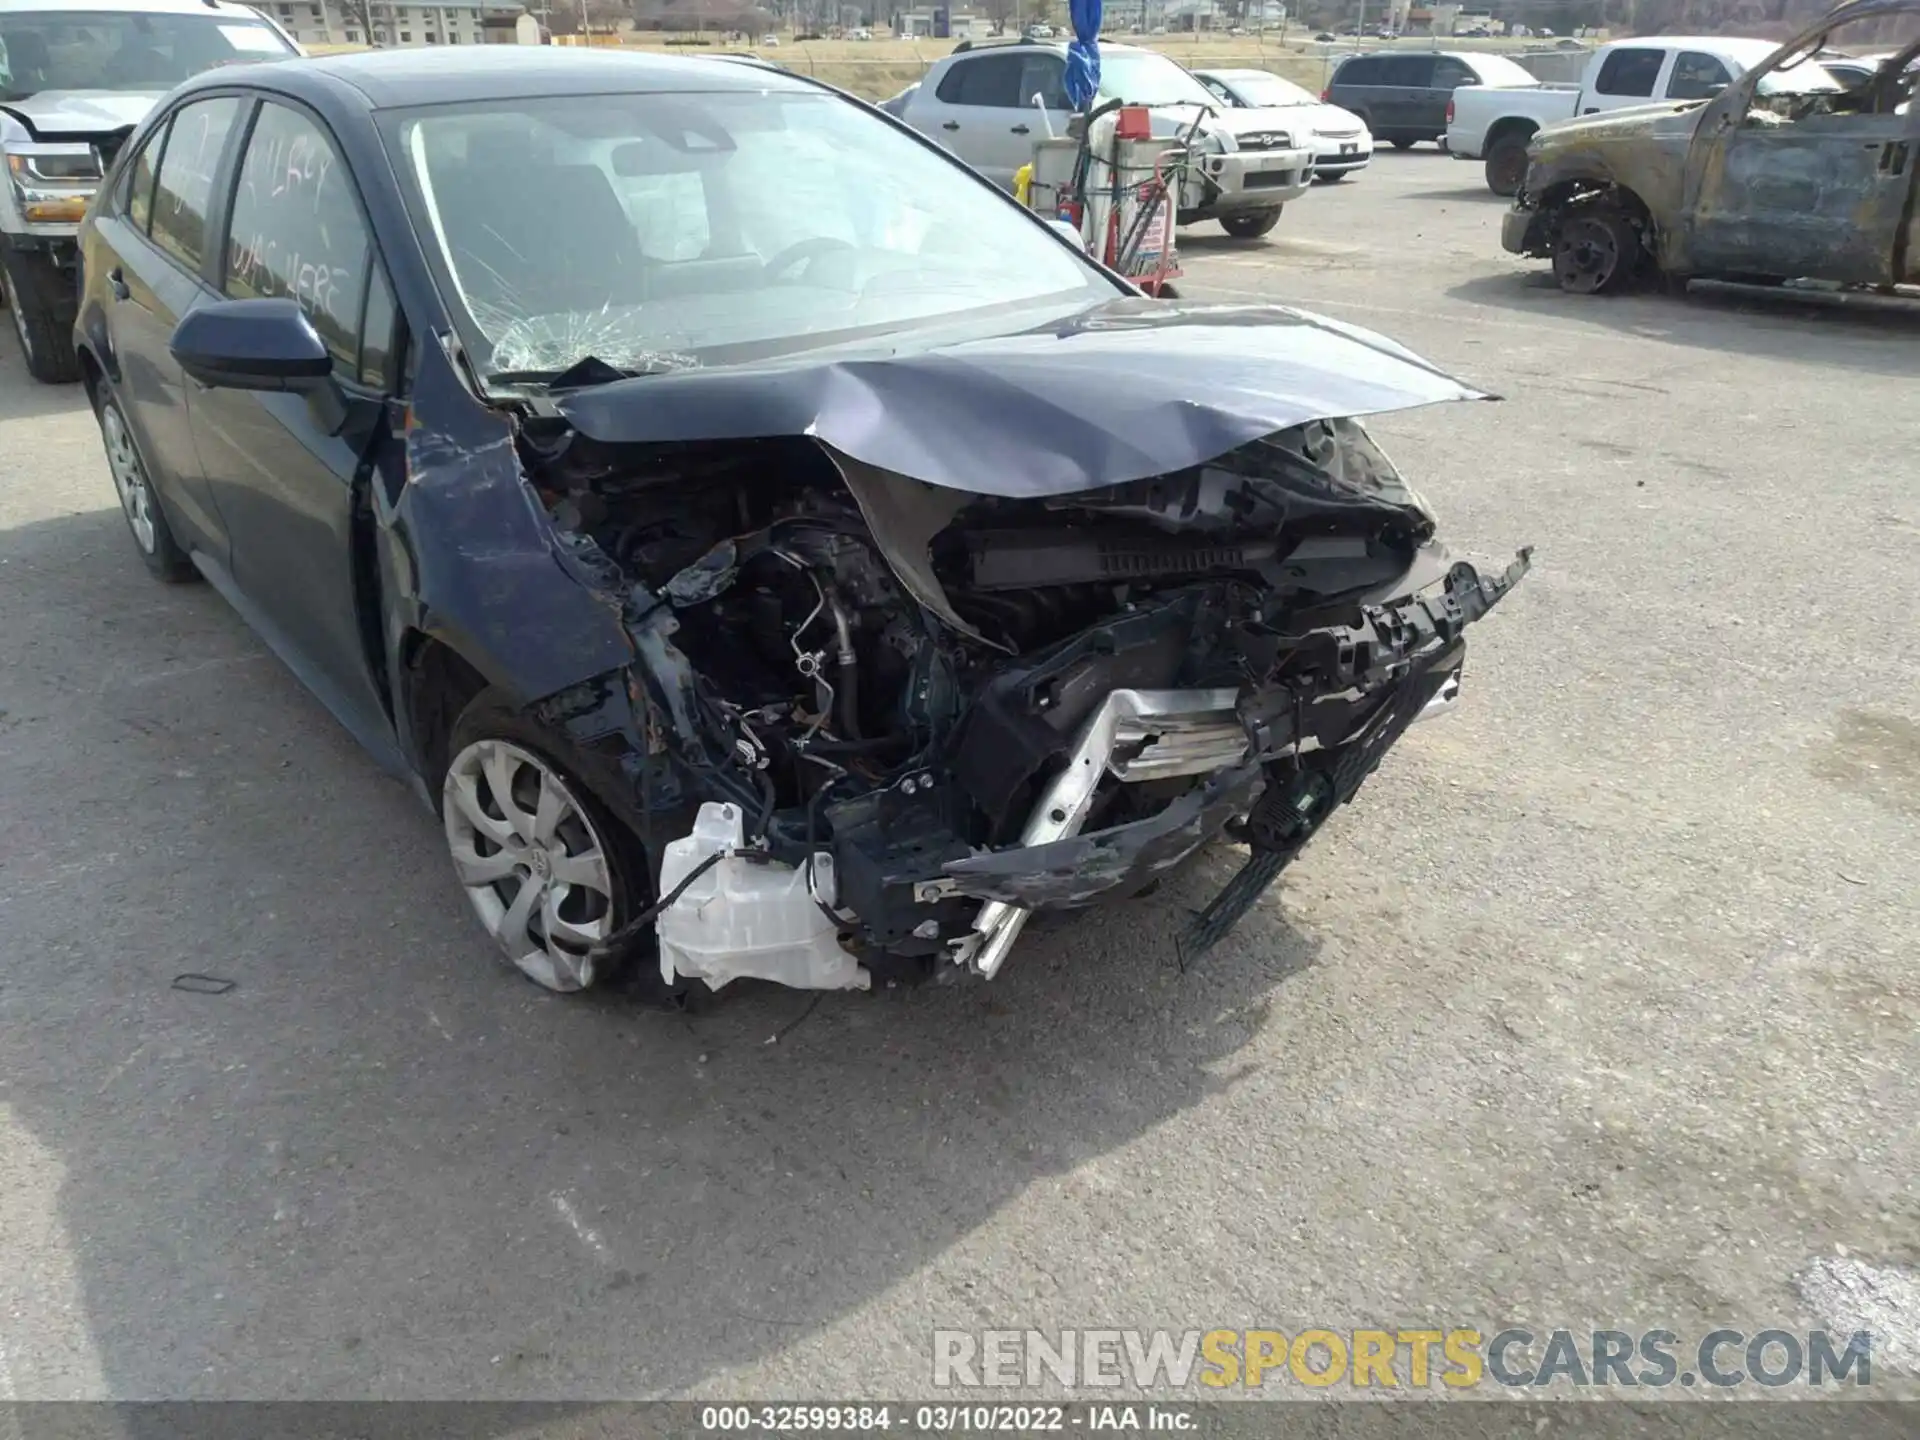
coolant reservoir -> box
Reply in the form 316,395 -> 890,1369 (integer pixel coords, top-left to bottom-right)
656,802 -> 870,993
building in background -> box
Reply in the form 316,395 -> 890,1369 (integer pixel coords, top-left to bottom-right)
266,0 -> 526,47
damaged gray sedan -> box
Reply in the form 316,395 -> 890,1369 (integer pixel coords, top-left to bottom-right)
73,48 -> 1528,998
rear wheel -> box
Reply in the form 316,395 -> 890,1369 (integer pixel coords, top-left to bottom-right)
442,691 -> 659,994
1484,135 -> 1531,197
94,389 -> 196,581
0,247 -> 82,384
1552,206 -> 1643,295
1220,207 -> 1282,239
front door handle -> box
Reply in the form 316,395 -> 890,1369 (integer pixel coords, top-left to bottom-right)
941,120 -> 960,131
107,267 -> 131,300
1581,107 -> 1599,115
1011,123 -> 1030,135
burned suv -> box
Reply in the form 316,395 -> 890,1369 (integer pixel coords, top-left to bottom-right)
73,49 -> 1528,998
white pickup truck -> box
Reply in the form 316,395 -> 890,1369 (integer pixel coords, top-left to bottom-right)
1447,36 -> 1790,195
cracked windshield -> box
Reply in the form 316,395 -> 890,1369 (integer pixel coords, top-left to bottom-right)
388,89 -> 1110,386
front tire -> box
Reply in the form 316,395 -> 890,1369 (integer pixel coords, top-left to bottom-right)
1314,170 -> 1350,183
1484,135 -> 1530,197
94,389 -> 195,581
1552,205 -> 1644,295
0,247 -> 82,384
1220,208 -> 1282,239
442,691 -> 656,994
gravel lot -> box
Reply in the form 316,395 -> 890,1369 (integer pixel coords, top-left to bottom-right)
1,149 -> 1917,1406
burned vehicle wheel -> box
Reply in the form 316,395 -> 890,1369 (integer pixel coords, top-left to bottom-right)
1219,208 -> 1282,239
1552,207 -> 1642,295
96,392 -> 195,581
442,703 -> 649,993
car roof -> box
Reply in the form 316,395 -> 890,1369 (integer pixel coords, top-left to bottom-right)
210,46 -> 821,109
1197,68 -> 1287,80
0,0 -> 267,15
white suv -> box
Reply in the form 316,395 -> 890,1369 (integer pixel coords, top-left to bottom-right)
894,40 -> 1315,238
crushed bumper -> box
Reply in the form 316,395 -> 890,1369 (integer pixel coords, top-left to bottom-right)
944,548 -> 1530,977
1502,204 -> 1546,255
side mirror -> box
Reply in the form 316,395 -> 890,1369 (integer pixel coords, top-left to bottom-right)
170,298 -> 333,392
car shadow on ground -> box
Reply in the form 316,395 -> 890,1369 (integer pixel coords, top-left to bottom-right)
1447,270 -> 1920,379
0,504 -> 1322,1402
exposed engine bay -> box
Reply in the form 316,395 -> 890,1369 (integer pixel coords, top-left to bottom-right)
517,414 -> 1529,994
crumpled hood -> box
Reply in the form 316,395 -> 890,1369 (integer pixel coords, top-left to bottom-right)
0,90 -> 165,137
554,297 -> 1489,499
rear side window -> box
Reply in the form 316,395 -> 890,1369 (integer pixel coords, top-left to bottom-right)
1333,56 -> 1380,86
1379,55 -> 1435,86
1432,57 -> 1479,88
1668,51 -> 1732,100
222,101 -> 374,374
1017,53 -> 1067,109
936,54 -> 1023,106
1596,47 -> 1663,97
149,95 -> 243,272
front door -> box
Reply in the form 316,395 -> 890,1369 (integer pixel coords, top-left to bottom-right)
1684,80 -> 1919,284
187,96 -> 401,754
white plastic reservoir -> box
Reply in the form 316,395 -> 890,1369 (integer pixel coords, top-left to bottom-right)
656,801 -> 871,993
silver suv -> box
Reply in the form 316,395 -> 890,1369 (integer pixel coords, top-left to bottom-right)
893,40 -> 1315,239
0,0 -> 298,381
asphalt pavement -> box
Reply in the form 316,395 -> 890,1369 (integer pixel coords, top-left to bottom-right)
1,149 -> 1917,1404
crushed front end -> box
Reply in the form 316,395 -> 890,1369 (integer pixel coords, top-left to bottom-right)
519,399 -> 1528,993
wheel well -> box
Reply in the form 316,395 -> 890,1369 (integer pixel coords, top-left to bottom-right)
1486,117 -> 1539,149
1535,179 -> 1656,247
401,635 -> 489,788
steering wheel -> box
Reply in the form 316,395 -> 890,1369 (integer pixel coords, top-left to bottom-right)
764,236 -> 857,283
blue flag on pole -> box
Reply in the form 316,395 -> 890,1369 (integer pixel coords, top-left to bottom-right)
1064,0 -> 1102,109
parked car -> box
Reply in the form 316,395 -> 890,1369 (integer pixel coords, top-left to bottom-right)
897,41 -> 1315,237
73,48 -> 1527,998
1503,0 -> 1916,294
0,0 -> 298,383
1323,49 -> 1540,151
1447,36 -> 1822,196
1194,66 -> 1374,180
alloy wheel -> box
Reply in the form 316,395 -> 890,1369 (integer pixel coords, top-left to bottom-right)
442,738 -> 617,992
100,403 -> 158,553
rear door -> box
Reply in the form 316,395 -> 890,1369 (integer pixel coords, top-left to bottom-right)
90,94 -> 248,559
1584,46 -> 1666,115
1377,54 -> 1438,136
915,52 -> 1029,183
187,95 -> 403,752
